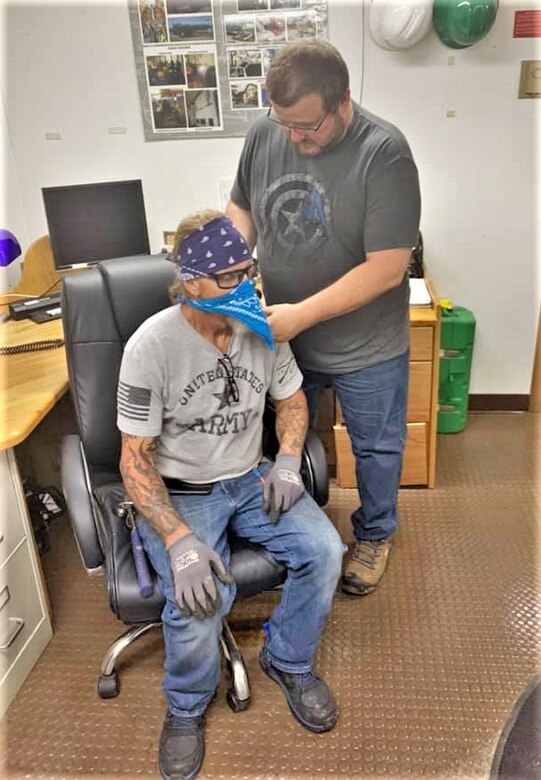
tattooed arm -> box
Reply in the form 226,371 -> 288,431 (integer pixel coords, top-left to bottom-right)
273,389 -> 308,459
119,433 -> 190,546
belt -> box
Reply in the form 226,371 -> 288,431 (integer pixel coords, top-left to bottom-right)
162,476 -> 213,495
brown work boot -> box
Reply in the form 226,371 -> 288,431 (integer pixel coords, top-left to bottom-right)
342,539 -> 391,596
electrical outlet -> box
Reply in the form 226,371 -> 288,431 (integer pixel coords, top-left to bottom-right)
45,132 -> 61,140
219,178 -> 234,211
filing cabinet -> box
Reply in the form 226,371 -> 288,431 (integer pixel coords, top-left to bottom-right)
0,448 -> 53,718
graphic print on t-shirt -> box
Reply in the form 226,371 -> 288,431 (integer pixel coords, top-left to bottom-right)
117,381 -> 151,421
174,359 -> 265,438
276,355 -> 297,385
259,173 -> 331,249
212,383 -> 237,411
174,408 -> 259,437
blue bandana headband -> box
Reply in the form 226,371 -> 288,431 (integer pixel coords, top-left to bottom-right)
174,216 -> 250,281
184,279 -> 274,350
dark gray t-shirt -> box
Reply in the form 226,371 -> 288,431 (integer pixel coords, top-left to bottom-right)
117,306 -> 303,483
230,102 -> 421,373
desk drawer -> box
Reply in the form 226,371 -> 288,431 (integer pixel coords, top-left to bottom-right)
0,538 -> 46,680
334,422 -> 428,487
400,423 -> 428,485
407,362 -> 432,422
336,361 -> 433,426
0,451 -> 26,569
410,326 -> 433,361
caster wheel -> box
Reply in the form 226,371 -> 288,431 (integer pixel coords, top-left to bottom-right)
98,673 -> 119,699
226,689 -> 250,713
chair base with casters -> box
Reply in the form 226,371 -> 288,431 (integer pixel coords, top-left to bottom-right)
220,621 -> 251,712
96,617 -> 252,710
96,617 -> 252,712
98,622 -> 161,699
60,255 -> 329,712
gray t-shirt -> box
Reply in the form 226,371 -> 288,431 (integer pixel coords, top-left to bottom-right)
230,102 -> 421,374
117,306 -> 303,483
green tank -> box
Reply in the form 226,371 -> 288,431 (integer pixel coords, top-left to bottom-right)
437,305 -> 476,433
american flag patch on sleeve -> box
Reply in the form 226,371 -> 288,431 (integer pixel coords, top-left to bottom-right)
118,381 -> 152,421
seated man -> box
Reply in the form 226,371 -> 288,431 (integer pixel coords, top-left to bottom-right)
117,209 -> 344,780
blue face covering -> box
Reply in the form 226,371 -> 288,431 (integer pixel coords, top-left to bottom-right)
184,279 -> 274,350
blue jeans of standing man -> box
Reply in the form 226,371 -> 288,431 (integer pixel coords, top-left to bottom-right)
303,350 -> 409,543
136,459 -> 344,718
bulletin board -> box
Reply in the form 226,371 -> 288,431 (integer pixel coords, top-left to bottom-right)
129,0 -> 328,141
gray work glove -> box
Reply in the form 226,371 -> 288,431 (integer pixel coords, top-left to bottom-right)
262,453 -> 304,523
166,533 -> 234,620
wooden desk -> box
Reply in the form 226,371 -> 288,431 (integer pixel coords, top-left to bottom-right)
0,318 -> 67,447
0,316 -> 68,718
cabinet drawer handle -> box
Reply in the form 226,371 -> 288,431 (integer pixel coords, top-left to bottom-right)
0,617 -> 24,650
0,532 -> 4,544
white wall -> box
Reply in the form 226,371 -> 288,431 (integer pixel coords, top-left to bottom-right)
2,0 -> 540,393
331,0 -> 541,396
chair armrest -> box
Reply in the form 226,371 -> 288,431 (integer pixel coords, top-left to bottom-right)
93,482 -> 164,623
302,430 -> 329,507
61,434 -> 104,571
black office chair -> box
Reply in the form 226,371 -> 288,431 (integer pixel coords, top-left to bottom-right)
60,255 -> 328,712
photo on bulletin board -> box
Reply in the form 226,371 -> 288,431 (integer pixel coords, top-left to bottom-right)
129,0 -> 328,140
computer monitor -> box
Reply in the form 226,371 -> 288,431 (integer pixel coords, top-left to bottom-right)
42,179 -> 151,270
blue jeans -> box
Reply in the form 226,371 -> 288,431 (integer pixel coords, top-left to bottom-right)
303,350 -> 409,542
136,459 -> 344,718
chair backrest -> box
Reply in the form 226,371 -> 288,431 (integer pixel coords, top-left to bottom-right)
62,255 -> 175,472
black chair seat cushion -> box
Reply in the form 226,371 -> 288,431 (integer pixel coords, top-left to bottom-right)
229,537 -> 286,598
93,482 -> 286,624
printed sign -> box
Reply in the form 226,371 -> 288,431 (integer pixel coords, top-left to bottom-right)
513,10 -> 541,38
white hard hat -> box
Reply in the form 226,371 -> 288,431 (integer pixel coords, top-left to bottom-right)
369,0 -> 433,50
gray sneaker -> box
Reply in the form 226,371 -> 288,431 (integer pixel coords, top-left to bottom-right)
342,539 -> 391,595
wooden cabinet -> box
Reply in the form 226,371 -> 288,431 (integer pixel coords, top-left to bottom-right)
334,281 -> 440,488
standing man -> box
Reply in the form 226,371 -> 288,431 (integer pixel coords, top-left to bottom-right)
226,40 -> 421,597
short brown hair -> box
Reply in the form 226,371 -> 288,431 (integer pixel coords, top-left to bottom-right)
266,40 -> 349,114
168,208 -> 223,302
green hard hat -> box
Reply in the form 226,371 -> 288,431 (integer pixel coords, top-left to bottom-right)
433,0 -> 499,48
